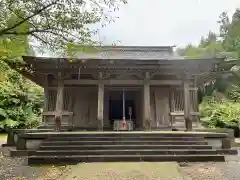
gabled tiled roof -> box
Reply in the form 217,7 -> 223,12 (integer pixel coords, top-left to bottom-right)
73,46 -> 176,60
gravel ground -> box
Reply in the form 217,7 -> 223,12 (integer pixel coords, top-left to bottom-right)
1,137 -> 240,180
0,147 -> 68,180
180,156 -> 240,180
62,162 -> 185,180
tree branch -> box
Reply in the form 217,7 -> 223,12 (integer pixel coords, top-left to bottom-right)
3,28 -> 70,42
3,29 -> 46,35
31,34 -> 49,45
0,0 -> 60,36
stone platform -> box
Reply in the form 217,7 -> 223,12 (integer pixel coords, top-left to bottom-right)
6,130 -> 237,165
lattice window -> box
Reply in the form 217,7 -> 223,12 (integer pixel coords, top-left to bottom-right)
171,90 -> 183,112
190,90 -> 198,112
48,90 -> 56,111
47,89 -> 71,111
171,89 -> 198,112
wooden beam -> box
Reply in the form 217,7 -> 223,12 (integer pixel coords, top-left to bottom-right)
183,80 -> 193,131
43,75 -> 49,111
61,79 -> 182,85
43,111 -> 73,116
150,80 -> 181,85
169,90 -> 175,126
143,72 -> 151,130
97,82 -> 104,130
55,76 -> 64,130
170,111 -> 200,116
175,87 -> 198,91
42,75 -> 49,125
143,82 -> 151,130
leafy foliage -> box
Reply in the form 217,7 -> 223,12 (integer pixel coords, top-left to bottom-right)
177,9 -> 240,132
177,9 -> 240,97
0,13 -> 43,130
0,0 -> 127,52
0,62 -> 43,130
0,0 -> 126,130
0,0 -> 127,130
200,98 -> 240,136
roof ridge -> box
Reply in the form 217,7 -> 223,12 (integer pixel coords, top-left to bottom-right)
77,45 -> 175,52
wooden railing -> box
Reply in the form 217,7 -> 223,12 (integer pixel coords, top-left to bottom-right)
42,111 -> 74,126
170,88 -> 200,127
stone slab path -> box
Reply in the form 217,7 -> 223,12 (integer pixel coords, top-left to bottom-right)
61,162 -> 187,180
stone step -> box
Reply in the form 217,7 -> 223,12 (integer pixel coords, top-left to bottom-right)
39,144 -> 213,150
41,140 -> 208,146
28,154 -> 226,165
32,149 -> 237,156
46,136 -> 206,141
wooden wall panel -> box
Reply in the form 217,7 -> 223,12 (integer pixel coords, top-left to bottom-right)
135,90 -> 142,129
152,87 -> 170,128
73,87 -> 98,127
103,91 -> 110,127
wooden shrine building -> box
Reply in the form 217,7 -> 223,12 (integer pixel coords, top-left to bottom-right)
9,46 -> 232,131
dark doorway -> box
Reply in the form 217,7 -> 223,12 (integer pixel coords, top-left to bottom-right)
108,91 -> 136,128
109,100 -> 123,120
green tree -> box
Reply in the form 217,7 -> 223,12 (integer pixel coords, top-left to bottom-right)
0,13 -> 44,130
0,0 -> 127,52
177,9 -> 240,98
219,9 -> 240,57
0,1 -> 127,130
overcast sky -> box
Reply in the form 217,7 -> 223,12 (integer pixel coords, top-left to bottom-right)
95,0 -> 240,48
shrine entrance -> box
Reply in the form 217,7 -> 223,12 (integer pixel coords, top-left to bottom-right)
108,89 -> 138,130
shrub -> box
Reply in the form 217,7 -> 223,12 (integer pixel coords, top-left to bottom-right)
200,98 -> 240,136
0,70 -> 43,130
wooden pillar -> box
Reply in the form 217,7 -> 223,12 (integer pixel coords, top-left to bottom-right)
183,80 -> 192,131
195,88 -> 201,128
68,89 -> 74,127
170,89 -> 175,127
43,88 -> 49,111
43,75 -> 49,125
97,82 -> 104,131
143,72 -> 151,130
43,87 -> 49,125
55,78 -> 64,130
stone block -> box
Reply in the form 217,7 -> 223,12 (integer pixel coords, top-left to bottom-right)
26,140 -> 43,150
225,129 -> 235,139
16,136 -> 26,150
206,139 -> 222,149
10,150 -> 35,157
5,129 -> 15,146
14,133 -> 19,144
222,138 -> 232,149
